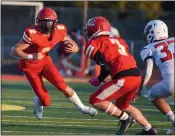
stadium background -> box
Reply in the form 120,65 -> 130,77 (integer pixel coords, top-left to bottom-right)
2,1 -> 175,76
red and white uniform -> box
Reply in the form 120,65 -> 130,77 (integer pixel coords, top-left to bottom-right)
20,24 -> 67,106
140,37 -> 175,100
20,24 -> 66,69
85,36 -> 141,109
85,36 -> 137,78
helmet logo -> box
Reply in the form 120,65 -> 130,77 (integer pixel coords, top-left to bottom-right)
145,25 -> 152,36
87,18 -> 96,26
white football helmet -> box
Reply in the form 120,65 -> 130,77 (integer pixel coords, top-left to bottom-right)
144,20 -> 168,44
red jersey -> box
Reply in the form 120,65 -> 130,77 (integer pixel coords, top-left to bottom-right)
19,24 -> 67,69
85,36 -> 137,78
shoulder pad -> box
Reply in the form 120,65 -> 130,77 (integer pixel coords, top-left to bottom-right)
22,26 -> 37,44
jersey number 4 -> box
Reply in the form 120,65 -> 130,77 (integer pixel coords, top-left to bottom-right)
109,39 -> 128,56
154,40 -> 175,63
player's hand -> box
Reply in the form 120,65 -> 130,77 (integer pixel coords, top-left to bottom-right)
133,92 -> 141,102
64,40 -> 79,53
88,77 -> 100,87
32,53 -> 44,60
104,75 -> 112,82
41,47 -> 51,53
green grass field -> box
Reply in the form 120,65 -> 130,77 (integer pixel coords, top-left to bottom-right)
1,81 -> 173,135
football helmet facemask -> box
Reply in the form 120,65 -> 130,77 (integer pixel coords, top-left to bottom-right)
84,16 -> 111,40
36,7 -> 58,34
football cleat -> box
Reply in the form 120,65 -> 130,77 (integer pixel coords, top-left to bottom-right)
136,126 -> 158,135
166,123 -> 175,135
80,106 -> 98,116
115,116 -> 134,135
34,96 -> 43,120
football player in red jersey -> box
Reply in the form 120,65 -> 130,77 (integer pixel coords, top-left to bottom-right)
84,16 -> 157,135
10,7 -> 97,120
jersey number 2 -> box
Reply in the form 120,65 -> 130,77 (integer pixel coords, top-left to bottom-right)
154,41 -> 174,63
109,39 -> 128,56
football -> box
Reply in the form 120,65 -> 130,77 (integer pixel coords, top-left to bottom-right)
58,40 -> 73,56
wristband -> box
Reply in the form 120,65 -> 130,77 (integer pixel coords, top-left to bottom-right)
27,54 -> 34,60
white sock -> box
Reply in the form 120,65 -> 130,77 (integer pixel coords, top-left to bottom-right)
68,91 -> 84,109
143,124 -> 152,131
35,96 -> 41,105
119,112 -> 129,120
166,111 -> 174,123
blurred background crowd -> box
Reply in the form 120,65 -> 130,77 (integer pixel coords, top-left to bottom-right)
2,1 -> 175,77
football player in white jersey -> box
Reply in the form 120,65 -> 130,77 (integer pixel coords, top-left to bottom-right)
135,20 -> 174,135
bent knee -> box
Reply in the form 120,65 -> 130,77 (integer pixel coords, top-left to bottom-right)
58,84 -> 67,92
89,94 -> 96,105
148,88 -> 173,101
40,95 -> 51,106
118,104 -> 130,110
89,94 -> 102,105
115,102 -> 130,110
54,82 -> 67,92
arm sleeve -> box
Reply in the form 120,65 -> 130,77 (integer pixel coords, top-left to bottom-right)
142,58 -> 154,86
138,58 -> 154,93
85,44 -> 98,59
140,45 -> 154,62
94,51 -> 111,82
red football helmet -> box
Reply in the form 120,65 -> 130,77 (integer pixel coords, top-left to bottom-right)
84,16 -> 111,40
36,7 -> 58,33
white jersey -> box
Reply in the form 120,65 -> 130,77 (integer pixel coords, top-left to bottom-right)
140,37 -> 174,79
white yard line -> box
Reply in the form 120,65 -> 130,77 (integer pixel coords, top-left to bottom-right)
2,119 -> 169,126
2,115 -> 170,123
1,131 -> 91,135
1,122 -> 169,130
1,121 -> 169,130
23,108 -> 160,113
